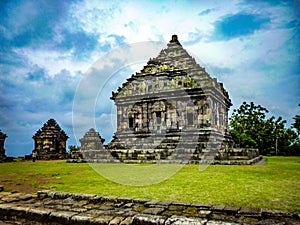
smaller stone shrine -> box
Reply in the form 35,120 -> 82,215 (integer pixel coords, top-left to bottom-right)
33,119 -> 68,160
0,130 -> 7,162
71,128 -> 118,163
80,128 -> 105,150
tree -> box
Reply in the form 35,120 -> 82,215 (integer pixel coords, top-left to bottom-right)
229,101 -> 269,150
290,104 -> 300,155
266,116 -> 287,155
292,106 -> 300,136
277,128 -> 298,155
229,101 -> 298,155
68,145 -> 79,154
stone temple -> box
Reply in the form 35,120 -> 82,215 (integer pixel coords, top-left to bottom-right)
67,128 -> 118,163
80,128 -> 105,151
33,119 -> 68,160
73,35 -> 260,164
0,130 -> 7,162
78,128 -> 115,161
107,34 -> 257,163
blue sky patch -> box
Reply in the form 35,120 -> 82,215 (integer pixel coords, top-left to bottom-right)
214,13 -> 270,40
55,29 -> 99,60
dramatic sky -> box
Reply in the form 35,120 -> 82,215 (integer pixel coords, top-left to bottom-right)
1,0 -> 299,157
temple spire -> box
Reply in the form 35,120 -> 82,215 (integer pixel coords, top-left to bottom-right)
169,34 -> 181,45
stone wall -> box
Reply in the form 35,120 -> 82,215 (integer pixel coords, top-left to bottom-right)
0,190 -> 299,224
68,146 -> 262,165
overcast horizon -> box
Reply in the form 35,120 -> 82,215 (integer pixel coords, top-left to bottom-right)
1,0 -> 299,157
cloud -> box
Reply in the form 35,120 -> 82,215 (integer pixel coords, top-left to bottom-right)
198,9 -> 213,16
0,0 -> 69,46
214,13 -> 270,40
0,66 -> 81,156
25,65 -> 47,81
54,29 -> 99,60
183,29 -> 207,46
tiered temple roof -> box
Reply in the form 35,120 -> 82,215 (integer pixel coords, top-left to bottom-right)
112,34 -> 231,107
33,119 -> 68,140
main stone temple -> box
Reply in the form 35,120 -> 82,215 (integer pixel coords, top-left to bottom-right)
106,35 -> 256,163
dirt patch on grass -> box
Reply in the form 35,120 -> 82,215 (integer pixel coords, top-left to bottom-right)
21,160 -> 66,164
0,174 -> 55,194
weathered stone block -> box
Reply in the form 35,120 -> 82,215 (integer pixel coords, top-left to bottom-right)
261,208 -> 293,218
197,210 -> 211,218
165,215 -> 207,225
238,207 -> 262,217
120,216 -> 133,225
132,214 -> 166,225
223,206 -> 240,214
211,205 -> 226,211
48,210 -> 78,223
142,207 -> 165,215
109,216 -> 125,225
92,215 -> 114,224
71,214 -> 95,224
145,200 -> 161,206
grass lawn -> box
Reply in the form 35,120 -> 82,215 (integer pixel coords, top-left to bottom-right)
0,156 -> 299,213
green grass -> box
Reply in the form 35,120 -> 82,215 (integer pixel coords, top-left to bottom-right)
0,157 -> 299,213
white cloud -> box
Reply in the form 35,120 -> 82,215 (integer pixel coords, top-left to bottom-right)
14,47 -> 93,77
67,0 -> 241,44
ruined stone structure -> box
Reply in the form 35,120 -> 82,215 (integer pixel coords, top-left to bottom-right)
33,119 -> 68,160
0,130 -> 7,162
80,128 -> 105,150
67,128 -> 119,163
108,35 -> 237,163
79,128 -> 110,162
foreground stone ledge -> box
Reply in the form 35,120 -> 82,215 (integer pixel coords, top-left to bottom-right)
0,190 -> 299,224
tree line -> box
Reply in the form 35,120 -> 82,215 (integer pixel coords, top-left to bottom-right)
229,102 -> 300,156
